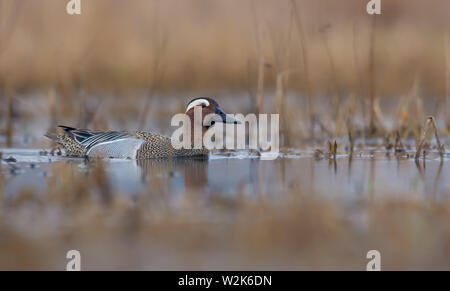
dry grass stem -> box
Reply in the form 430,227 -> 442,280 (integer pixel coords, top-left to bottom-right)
291,0 -> 314,140
415,116 -> 445,160
368,16 -> 377,136
445,34 -> 450,130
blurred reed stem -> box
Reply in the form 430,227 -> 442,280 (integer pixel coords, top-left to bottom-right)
445,34 -> 450,129
5,89 -> 14,147
368,16 -> 377,136
271,6 -> 295,146
352,21 -> 366,122
251,0 -> 264,114
275,71 -> 294,146
0,151 -> 3,208
292,0 -> 314,141
255,59 -> 265,114
319,23 -> 342,115
138,2 -> 167,130
0,1 -> 23,148
47,89 -> 57,133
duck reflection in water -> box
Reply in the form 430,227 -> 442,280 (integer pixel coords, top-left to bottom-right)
136,156 -> 209,193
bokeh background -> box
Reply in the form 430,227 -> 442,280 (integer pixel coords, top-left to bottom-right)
0,0 -> 449,147
0,0 -> 450,271
0,0 -> 449,93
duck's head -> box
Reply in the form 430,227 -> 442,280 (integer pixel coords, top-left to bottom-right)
185,97 -> 240,128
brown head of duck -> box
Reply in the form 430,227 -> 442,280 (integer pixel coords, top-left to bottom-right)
184,97 -> 240,148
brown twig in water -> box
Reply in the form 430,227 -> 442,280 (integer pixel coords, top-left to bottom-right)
384,133 -> 393,151
333,141 -> 337,159
394,131 -> 405,153
373,97 -> 386,135
348,129 -> 354,153
327,140 -> 337,159
415,116 -> 445,160
429,117 -> 445,157
5,89 -> 15,147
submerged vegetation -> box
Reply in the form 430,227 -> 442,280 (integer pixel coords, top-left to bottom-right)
0,0 -> 449,270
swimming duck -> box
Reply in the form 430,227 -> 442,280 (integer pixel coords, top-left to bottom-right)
45,97 -> 240,159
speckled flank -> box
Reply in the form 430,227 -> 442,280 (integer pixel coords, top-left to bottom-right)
56,134 -> 87,157
52,130 -> 208,159
134,131 -> 208,159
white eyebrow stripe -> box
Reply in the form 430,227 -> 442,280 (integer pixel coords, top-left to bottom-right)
186,99 -> 210,112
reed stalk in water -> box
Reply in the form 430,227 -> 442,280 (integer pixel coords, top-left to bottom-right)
415,116 -> 445,160
5,89 -> 14,147
368,16 -> 377,136
291,0 -> 314,141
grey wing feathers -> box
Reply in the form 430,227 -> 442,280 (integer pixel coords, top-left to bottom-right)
58,126 -> 132,151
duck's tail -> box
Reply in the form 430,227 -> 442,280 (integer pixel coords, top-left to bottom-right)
44,125 -> 87,157
57,125 -> 77,134
44,132 -> 59,142
45,125 -> 76,142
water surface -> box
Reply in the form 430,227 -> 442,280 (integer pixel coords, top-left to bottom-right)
2,148 -> 448,201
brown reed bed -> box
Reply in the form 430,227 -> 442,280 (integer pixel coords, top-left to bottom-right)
0,1 -> 448,148
0,0 -> 447,94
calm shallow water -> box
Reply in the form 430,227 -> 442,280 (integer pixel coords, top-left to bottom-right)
2,148 -> 449,201
1,147 -> 450,270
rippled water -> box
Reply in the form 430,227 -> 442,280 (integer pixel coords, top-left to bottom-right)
2,148 -> 449,201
